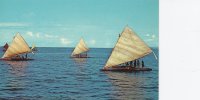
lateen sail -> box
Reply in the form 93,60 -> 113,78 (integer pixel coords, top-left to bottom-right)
2,33 -> 31,58
71,38 -> 89,56
104,26 -> 152,68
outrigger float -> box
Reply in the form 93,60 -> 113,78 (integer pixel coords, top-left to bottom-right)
71,38 -> 90,58
101,26 -> 156,72
0,33 -> 34,61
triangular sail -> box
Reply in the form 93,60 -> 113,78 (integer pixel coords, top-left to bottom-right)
31,44 -> 36,50
2,33 -> 31,58
71,38 -> 89,56
104,26 -> 152,68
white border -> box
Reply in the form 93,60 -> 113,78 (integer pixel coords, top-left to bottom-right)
160,0 -> 200,100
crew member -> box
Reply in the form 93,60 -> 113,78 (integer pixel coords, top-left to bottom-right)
142,60 -> 144,68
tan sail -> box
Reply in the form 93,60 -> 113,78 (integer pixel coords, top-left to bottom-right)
104,26 -> 152,68
71,38 -> 89,56
2,33 -> 31,58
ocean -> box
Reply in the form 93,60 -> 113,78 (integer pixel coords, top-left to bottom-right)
0,47 -> 158,100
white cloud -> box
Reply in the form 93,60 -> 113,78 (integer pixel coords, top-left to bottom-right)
60,38 -> 72,45
35,33 -> 40,38
26,31 -> 41,38
44,34 -> 59,39
152,34 -> 156,39
145,34 -> 150,37
145,34 -> 156,39
24,31 -> 72,46
44,34 -> 54,38
89,39 -> 96,45
26,31 -> 33,37
0,22 -> 29,27
144,34 -> 157,42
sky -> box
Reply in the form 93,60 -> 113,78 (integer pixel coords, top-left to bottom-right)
0,0 -> 158,48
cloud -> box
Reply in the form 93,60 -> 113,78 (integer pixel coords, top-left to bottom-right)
26,31 -> 40,38
25,31 -> 72,46
89,39 -> 96,45
60,38 -> 72,45
35,33 -> 40,38
44,34 -> 54,38
26,32 -> 59,39
145,34 -> 150,37
0,22 -> 29,27
144,34 -> 157,42
26,31 -> 33,37
44,34 -> 59,39
152,34 -> 156,39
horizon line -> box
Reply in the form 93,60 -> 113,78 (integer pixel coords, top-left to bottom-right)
28,46 -> 159,48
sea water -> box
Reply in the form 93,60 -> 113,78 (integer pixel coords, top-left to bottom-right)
0,47 -> 158,100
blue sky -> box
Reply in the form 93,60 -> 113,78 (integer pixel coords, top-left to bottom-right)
0,0 -> 158,48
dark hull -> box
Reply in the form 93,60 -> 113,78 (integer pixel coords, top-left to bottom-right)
101,67 -> 152,72
70,56 -> 91,58
0,58 -> 34,61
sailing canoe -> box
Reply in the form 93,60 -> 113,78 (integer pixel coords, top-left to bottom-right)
101,26 -> 153,72
71,38 -> 89,58
1,33 -> 33,61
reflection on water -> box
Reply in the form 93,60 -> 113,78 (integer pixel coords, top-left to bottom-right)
73,58 -> 87,65
1,61 -> 28,99
105,72 -> 152,100
73,58 -> 89,81
5,61 -> 28,77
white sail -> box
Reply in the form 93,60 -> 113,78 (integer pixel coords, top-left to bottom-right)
2,33 -> 31,58
71,38 -> 89,56
104,26 -> 152,68
31,44 -> 36,50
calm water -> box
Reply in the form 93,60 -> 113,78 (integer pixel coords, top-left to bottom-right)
0,47 -> 158,100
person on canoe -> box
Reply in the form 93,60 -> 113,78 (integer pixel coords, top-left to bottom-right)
130,61 -> 133,67
133,60 -> 136,68
137,59 -> 140,68
142,60 -> 144,68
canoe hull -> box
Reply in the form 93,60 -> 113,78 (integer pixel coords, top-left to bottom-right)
70,56 -> 91,58
100,67 -> 152,72
0,58 -> 34,61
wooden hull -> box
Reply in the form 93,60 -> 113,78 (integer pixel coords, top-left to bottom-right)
0,58 -> 34,61
101,66 -> 152,72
